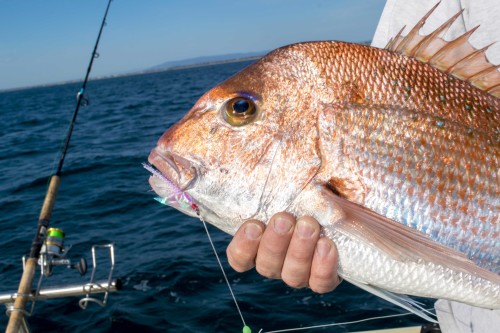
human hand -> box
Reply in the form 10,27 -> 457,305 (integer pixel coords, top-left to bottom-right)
226,212 -> 341,293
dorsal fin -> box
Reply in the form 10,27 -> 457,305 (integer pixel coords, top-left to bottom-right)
385,3 -> 500,98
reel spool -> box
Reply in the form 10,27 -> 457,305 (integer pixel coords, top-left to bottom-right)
38,227 -> 87,277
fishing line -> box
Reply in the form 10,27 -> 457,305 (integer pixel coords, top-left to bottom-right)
258,310 -> 429,333
197,211 -> 251,333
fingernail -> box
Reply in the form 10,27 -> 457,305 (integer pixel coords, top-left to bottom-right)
273,216 -> 293,235
297,220 -> 315,239
316,238 -> 331,258
244,223 -> 262,240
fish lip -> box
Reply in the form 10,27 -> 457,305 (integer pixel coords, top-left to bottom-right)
147,147 -> 198,193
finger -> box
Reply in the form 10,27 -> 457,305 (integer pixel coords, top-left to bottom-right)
281,216 -> 321,288
309,237 -> 341,293
227,220 -> 264,272
255,212 -> 295,279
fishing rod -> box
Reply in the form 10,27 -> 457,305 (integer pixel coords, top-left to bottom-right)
5,1 -> 117,332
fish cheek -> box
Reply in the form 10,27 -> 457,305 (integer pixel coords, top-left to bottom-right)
197,134 -> 281,221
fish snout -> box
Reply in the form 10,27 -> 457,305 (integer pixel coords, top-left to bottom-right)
147,147 -> 197,192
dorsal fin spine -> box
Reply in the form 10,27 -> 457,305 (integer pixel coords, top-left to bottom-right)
446,44 -> 492,74
409,9 -> 464,58
427,27 -> 478,64
385,26 -> 405,51
394,2 -> 441,54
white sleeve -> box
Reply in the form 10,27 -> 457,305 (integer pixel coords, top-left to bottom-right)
435,299 -> 500,333
371,0 -> 500,64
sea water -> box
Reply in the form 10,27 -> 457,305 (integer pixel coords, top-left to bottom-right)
0,61 -> 428,332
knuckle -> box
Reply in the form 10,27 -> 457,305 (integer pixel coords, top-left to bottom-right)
256,265 -> 281,280
312,268 -> 335,281
227,255 -> 252,272
226,247 -> 254,272
288,249 -> 314,263
309,283 -> 335,294
282,275 -> 308,289
309,274 -> 340,294
230,263 -> 251,273
227,244 -> 249,260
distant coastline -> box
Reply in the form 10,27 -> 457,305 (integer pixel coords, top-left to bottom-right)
131,55 -> 263,77
0,55 -> 263,93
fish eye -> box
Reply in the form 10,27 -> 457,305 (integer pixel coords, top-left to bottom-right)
223,96 -> 257,126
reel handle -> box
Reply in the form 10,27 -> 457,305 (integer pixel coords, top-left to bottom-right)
71,257 -> 88,276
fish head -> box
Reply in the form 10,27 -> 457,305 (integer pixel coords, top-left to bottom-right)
148,45 -> 324,234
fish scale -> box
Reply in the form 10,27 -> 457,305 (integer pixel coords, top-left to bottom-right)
319,99 -> 498,273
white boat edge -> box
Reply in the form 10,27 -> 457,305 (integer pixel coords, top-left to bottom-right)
352,326 -> 433,333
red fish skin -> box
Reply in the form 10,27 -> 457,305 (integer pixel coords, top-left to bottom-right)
297,41 -> 499,273
152,41 -> 499,273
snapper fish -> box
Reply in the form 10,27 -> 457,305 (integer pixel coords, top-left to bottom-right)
146,4 -> 500,321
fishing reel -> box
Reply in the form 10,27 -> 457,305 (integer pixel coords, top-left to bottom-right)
32,227 -> 118,309
2,228 -> 119,322
38,228 -> 87,277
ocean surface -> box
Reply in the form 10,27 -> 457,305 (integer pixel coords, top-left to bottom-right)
0,61 -> 429,332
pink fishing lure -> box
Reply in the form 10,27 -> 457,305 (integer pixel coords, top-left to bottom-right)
143,163 -> 198,212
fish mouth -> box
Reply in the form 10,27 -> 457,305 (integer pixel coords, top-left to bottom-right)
147,147 -> 198,198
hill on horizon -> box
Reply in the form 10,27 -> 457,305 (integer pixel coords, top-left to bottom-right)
149,51 -> 267,71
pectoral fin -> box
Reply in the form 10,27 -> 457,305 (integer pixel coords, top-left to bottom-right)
345,277 -> 438,323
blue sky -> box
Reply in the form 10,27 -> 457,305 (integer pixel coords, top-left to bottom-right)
0,0 -> 386,90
